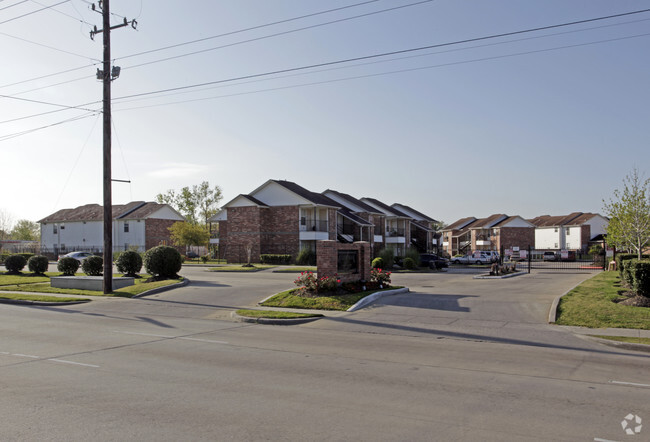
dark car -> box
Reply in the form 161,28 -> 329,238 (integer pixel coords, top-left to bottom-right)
420,253 -> 449,269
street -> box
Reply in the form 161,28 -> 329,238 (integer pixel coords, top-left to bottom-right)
1,267 -> 648,441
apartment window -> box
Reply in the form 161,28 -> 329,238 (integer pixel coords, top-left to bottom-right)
554,227 -> 558,233
53,225 -> 57,234
566,228 -> 570,235
124,222 -> 129,233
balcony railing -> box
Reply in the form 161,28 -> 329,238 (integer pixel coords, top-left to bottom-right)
386,227 -> 405,237
300,219 -> 328,232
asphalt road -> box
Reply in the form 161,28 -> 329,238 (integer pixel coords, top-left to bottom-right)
1,267 -> 648,441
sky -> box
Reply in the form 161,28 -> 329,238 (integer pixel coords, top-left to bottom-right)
1,0 -> 649,228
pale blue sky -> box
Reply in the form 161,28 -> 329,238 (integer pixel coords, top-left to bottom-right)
1,0 -> 649,227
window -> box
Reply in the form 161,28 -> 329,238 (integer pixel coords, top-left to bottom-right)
124,222 -> 129,233
554,227 -> 558,233
53,225 -> 57,234
554,243 -> 558,248
566,228 -> 570,235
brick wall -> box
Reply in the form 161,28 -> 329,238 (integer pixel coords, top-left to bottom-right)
224,206 -> 263,263
145,218 -> 184,252
317,240 -> 371,283
580,225 -> 591,251
497,227 -> 534,251
261,206 -> 300,257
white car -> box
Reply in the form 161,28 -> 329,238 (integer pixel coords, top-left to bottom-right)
451,251 -> 498,265
58,251 -> 94,263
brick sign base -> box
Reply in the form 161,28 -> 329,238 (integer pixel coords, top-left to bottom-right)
316,240 -> 371,282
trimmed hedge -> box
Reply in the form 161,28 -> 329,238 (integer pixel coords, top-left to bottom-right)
403,257 -> 417,270
616,253 -> 649,275
296,249 -> 316,266
260,254 -> 292,265
115,250 -> 142,276
57,257 -> 80,276
82,255 -> 103,276
371,257 -> 384,269
629,259 -> 650,298
4,254 -> 27,273
144,245 -> 182,278
27,255 -> 49,274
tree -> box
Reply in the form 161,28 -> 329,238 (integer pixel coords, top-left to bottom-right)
156,181 -> 222,225
10,219 -> 39,241
0,209 -> 13,240
168,221 -> 209,250
603,169 -> 650,259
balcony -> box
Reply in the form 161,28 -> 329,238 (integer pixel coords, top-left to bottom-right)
300,218 -> 329,241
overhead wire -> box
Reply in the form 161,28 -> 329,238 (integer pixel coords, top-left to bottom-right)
0,0 -> 69,25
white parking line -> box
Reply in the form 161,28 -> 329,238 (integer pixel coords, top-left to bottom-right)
47,359 -> 100,368
610,380 -> 650,388
179,337 -> 229,345
12,353 -> 39,359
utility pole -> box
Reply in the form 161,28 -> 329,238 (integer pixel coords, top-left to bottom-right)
90,0 -> 137,294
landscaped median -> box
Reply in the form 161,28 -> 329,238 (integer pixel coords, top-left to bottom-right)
554,271 -> 650,330
233,309 -> 324,325
0,271 -> 185,302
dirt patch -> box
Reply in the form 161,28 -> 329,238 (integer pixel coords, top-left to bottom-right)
616,292 -> 650,307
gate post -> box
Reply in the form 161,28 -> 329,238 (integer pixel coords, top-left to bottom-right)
527,245 -> 532,274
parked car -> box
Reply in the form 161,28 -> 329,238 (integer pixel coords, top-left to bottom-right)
543,251 -> 558,262
450,251 -> 495,265
58,251 -> 94,263
419,254 -> 449,269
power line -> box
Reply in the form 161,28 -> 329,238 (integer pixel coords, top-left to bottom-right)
0,111 -> 97,142
112,32 -> 650,113
121,0 -> 435,71
113,8 -> 650,102
0,30 -> 100,61
0,0 -> 29,12
0,0 -> 69,25
117,0 -> 383,61
28,0 -> 93,26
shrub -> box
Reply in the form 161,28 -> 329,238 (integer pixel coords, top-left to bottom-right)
115,250 -> 142,276
82,256 -> 103,276
630,259 -> 650,298
200,255 -> 209,264
143,245 -> 182,278
616,253 -> 648,275
377,248 -> 395,269
403,257 -> 417,270
293,271 -> 340,294
4,254 -> 27,273
404,248 -> 421,267
27,255 -> 49,274
621,259 -> 635,287
57,257 -> 80,276
296,248 -> 316,266
371,257 -> 384,269
260,254 -> 292,265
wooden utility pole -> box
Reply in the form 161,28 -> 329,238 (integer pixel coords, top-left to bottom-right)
90,0 -> 137,294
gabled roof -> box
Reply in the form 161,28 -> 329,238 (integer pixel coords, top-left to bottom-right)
361,197 -> 411,218
338,207 -> 373,226
391,203 -> 437,223
469,214 -> 509,229
221,194 -> 270,209
566,213 -> 607,226
443,217 -> 477,231
528,212 -> 584,227
492,215 -> 535,228
323,189 -> 381,214
271,180 -> 340,208
39,202 -> 174,223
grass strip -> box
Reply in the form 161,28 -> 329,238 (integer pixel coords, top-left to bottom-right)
236,309 -> 323,319
589,335 -> 650,345
260,287 -> 401,311
208,265 -> 276,272
272,267 -> 317,273
0,272 -> 57,286
0,293 -> 89,303
555,271 -> 650,330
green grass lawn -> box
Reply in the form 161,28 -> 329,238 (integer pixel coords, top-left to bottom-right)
260,287 -> 401,311
208,264 -> 276,272
272,266 -> 317,273
555,271 -> 650,330
0,272 -> 183,298
235,309 -> 323,319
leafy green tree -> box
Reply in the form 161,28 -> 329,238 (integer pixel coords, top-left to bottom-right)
156,181 -> 222,225
168,222 -> 209,249
10,219 -> 39,241
603,169 -> 650,259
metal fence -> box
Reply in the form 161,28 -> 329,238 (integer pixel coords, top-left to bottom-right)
507,246 -> 606,272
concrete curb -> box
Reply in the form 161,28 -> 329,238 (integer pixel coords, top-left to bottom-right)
473,271 -> 527,280
0,298 -> 91,306
231,311 -> 323,325
577,335 -> 650,354
132,278 -> 190,298
347,287 -> 409,312
548,278 -> 587,323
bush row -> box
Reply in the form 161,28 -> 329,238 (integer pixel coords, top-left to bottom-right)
620,259 -> 650,298
260,254 -> 292,265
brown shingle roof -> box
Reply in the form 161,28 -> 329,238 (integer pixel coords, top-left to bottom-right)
528,212 -> 583,227
39,201 -> 167,223
444,217 -> 477,231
